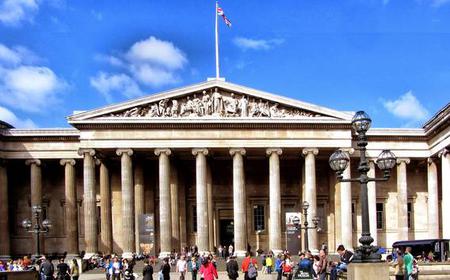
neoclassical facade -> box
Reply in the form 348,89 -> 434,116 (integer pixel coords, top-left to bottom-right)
0,79 -> 449,258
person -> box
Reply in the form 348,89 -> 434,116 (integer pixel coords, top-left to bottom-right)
56,258 -> 70,280
110,257 -> 123,280
241,252 -> 258,280
190,257 -> 200,280
0,260 -> 6,272
275,254 -> 283,280
317,249 -> 328,280
40,256 -> 55,280
330,245 -> 353,280
283,254 -> 294,280
70,259 -> 80,280
388,252 -> 404,280
226,255 -> 239,280
199,257 -> 218,280
218,246 -> 224,259
143,259 -> 153,280
161,257 -> 171,280
177,255 -> 188,280
404,247 -> 414,280
312,255 -> 321,280
265,254 -> 273,274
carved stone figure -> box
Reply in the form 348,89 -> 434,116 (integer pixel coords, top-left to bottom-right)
202,91 -> 212,116
239,96 -> 248,117
212,88 -> 223,115
224,93 -> 238,117
270,103 -> 279,118
171,100 -> 179,117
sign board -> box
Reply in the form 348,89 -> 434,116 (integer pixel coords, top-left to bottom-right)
293,269 -> 314,280
139,214 -> 155,256
285,212 -> 302,254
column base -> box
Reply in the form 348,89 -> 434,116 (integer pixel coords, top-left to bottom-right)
0,255 -> 11,261
82,252 -> 97,260
347,262 -> 389,280
271,249 -> 283,256
122,252 -> 134,259
159,251 -> 171,259
234,250 -> 247,257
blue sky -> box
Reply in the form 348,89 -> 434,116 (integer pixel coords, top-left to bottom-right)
0,0 -> 449,128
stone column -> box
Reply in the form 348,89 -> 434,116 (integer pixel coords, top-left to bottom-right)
0,160 -> 10,259
179,175 -> 187,249
25,159 -> 43,255
155,148 -> 172,257
170,162 -> 180,251
230,148 -> 247,257
60,159 -> 79,256
302,148 -> 319,253
397,158 -> 410,241
207,163 -> 214,251
367,161 -> 378,245
340,154 -> 353,250
192,148 -> 209,254
117,149 -> 134,258
440,149 -> 450,239
99,160 -> 112,254
134,161 -> 145,254
267,148 -> 282,254
427,158 -> 439,239
78,149 -> 98,255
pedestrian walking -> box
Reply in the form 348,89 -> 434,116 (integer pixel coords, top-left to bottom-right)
241,252 -> 258,280
190,257 -> 200,280
177,255 -> 188,280
56,258 -> 70,280
161,257 -> 171,280
199,257 -> 218,280
70,259 -> 80,280
143,259 -> 154,280
226,255 -> 239,280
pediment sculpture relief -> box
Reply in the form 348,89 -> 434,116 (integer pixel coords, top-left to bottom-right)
107,88 -> 322,118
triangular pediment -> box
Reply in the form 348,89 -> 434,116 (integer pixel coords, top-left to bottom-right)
68,80 -> 353,123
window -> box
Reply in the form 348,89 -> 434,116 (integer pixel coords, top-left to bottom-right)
253,204 -> 265,231
352,203 -> 356,231
192,205 -> 197,232
376,203 -> 384,229
407,203 -> 413,229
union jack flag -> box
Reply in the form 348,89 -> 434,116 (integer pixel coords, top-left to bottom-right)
217,5 -> 232,27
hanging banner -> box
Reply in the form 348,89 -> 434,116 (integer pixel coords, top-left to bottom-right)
139,214 -> 155,256
285,212 -> 302,254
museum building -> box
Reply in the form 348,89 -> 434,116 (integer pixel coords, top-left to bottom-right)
0,79 -> 449,258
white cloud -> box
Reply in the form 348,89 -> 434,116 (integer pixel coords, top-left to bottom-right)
233,37 -> 284,51
90,72 -> 144,103
0,0 -> 39,26
0,66 -> 66,112
383,91 -> 429,126
432,0 -> 450,7
91,36 -> 188,101
130,64 -> 179,87
126,36 -> 187,70
0,44 -> 39,66
0,105 -> 36,128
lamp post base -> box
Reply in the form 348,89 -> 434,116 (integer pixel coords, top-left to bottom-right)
352,245 -> 382,263
347,262 -> 389,279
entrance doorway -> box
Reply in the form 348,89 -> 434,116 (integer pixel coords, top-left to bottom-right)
219,219 -> 234,247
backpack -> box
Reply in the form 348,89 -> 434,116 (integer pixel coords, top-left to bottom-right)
247,260 -> 258,279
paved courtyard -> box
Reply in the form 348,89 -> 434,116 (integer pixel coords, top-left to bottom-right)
80,271 -> 279,280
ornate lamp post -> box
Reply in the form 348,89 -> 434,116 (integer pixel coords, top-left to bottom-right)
22,205 -> 52,258
329,111 -> 396,262
292,201 -> 320,252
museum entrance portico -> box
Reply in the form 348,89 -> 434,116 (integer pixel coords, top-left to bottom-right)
1,79 -> 449,260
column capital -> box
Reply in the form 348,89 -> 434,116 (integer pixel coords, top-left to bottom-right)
302,148 -> 319,156
25,159 -> 41,166
154,148 -> 171,156
78,148 -> 96,157
192,148 -> 209,156
396,158 -> 411,165
116,148 -> 134,157
438,148 -> 450,158
266,148 -> 282,156
427,157 -> 437,165
230,148 -> 246,156
60,159 -> 76,166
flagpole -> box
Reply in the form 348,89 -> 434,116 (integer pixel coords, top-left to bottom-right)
215,0 -> 220,79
